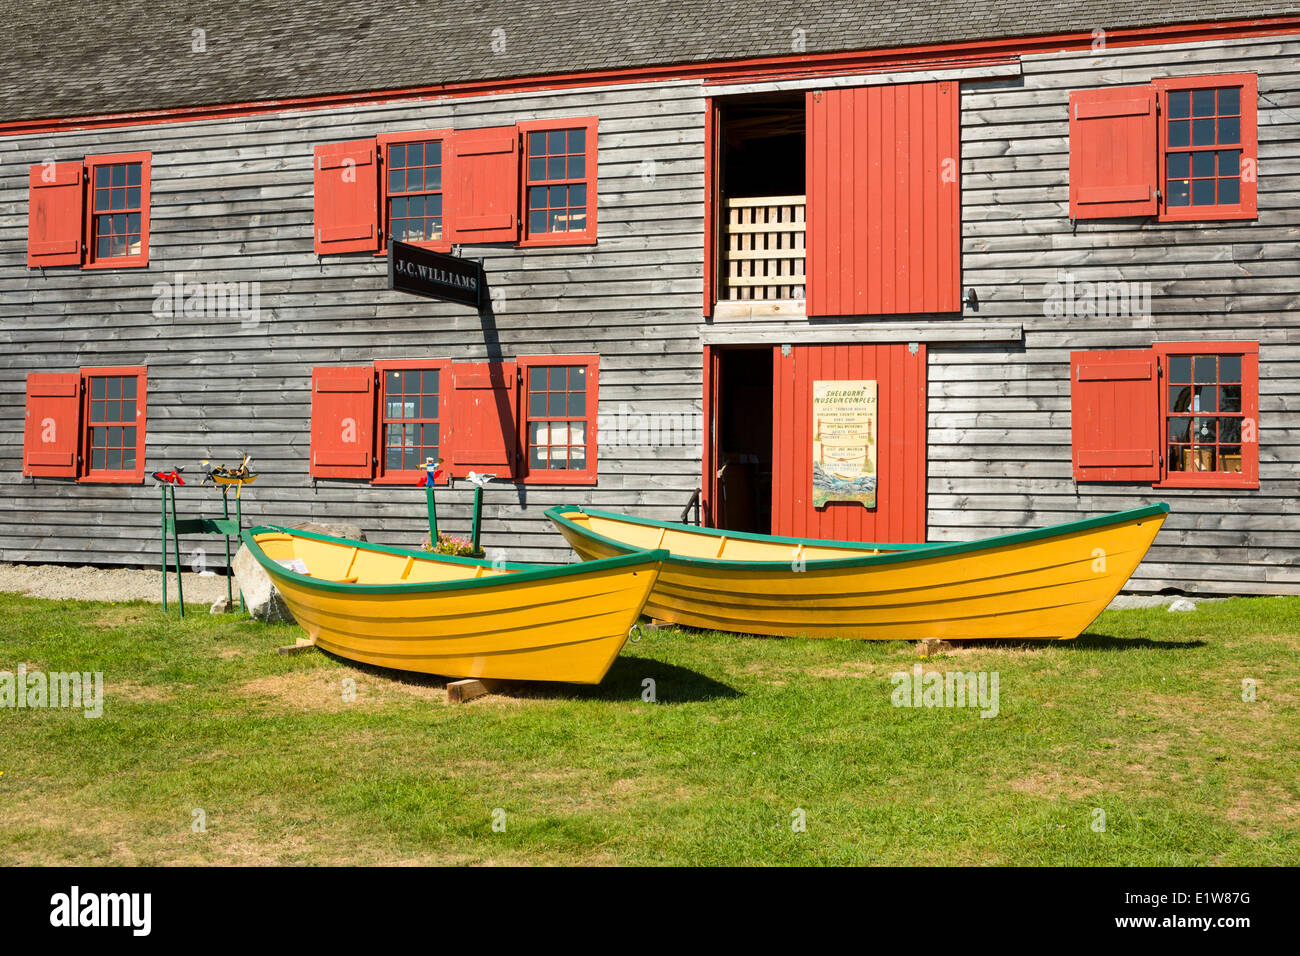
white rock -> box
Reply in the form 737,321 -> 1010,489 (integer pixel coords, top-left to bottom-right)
232,545 -> 295,624
231,522 -> 367,624
209,597 -> 230,614
1167,597 -> 1198,613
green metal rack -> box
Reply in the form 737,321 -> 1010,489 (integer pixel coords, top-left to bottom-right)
159,483 -> 245,617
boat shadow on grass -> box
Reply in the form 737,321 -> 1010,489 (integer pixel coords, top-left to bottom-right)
312,649 -> 741,705
1067,633 -> 1207,652
902,635 -> 1207,652
629,624 -> 1207,654
546,656 -> 742,704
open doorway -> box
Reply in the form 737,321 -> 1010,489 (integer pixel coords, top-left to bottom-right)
710,347 -> 773,534
714,94 -> 806,309
704,342 -> 929,543
720,93 -> 805,197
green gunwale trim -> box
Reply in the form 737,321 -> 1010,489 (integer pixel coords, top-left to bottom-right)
241,525 -> 667,595
550,507 -> 940,553
252,524 -> 547,569
545,503 -> 1171,571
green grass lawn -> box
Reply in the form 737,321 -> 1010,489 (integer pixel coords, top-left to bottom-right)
1,592 -> 1297,865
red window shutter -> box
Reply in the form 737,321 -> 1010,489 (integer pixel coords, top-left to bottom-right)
1070,349 -> 1160,482
313,141 -> 380,254
1069,86 -> 1158,219
23,373 -> 81,477
27,162 -> 84,267
805,82 -> 960,316
448,361 -> 518,478
310,366 -> 376,478
447,127 -> 520,244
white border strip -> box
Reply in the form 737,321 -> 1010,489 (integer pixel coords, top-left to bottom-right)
703,60 -> 1022,98
700,321 -> 1024,345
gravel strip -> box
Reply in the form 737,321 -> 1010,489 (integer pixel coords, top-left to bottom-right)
0,562 -> 233,605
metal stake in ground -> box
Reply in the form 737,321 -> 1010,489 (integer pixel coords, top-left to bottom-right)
421,458 -> 445,546
465,471 -> 496,556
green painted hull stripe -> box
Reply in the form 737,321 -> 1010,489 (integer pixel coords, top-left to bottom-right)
544,503 -> 1171,571
240,525 -> 667,595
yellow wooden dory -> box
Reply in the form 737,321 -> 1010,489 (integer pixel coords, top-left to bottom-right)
545,504 -> 1169,641
241,526 -> 666,683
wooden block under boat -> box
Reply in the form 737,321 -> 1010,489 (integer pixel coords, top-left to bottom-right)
447,678 -> 505,703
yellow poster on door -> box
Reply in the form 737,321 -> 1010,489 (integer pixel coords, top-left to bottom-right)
812,380 -> 878,509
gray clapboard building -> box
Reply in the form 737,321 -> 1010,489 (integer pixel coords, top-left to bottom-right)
2,1 -> 1298,595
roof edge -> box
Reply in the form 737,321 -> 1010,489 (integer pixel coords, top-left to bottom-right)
4,15 -> 1299,137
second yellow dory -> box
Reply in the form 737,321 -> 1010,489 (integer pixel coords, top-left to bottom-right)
546,504 -> 1169,642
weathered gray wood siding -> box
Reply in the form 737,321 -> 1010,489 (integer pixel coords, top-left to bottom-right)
944,33 -> 1300,594
0,80 -> 707,566
2,30 -> 1297,596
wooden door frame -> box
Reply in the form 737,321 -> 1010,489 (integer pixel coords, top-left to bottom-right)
701,344 -> 721,526
702,97 -> 721,318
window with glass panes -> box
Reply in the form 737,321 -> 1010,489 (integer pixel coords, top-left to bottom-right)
524,128 -> 589,237
1153,74 -> 1256,220
381,367 -> 441,474
91,162 -> 144,260
1166,353 -> 1246,476
1165,86 -> 1242,210
386,141 -> 444,243
86,375 -> 139,474
525,366 -> 589,473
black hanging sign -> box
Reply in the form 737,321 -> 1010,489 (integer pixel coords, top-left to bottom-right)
387,240 -> 483,308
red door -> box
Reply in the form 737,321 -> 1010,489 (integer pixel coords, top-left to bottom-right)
770,343 -> 927,542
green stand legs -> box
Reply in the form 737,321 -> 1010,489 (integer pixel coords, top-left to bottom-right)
168,484 -> 185,617
220,487 -> 235,610
158,480 -> 247,618
234,490 -> 245,613
160,484 -> 169,611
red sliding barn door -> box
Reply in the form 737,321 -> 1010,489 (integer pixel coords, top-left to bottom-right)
771,343 -> 927,542
701,345 -> 716,524
806,81 -> 960,316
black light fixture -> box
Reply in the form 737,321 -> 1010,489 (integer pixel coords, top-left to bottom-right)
963,288 -> 979,312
